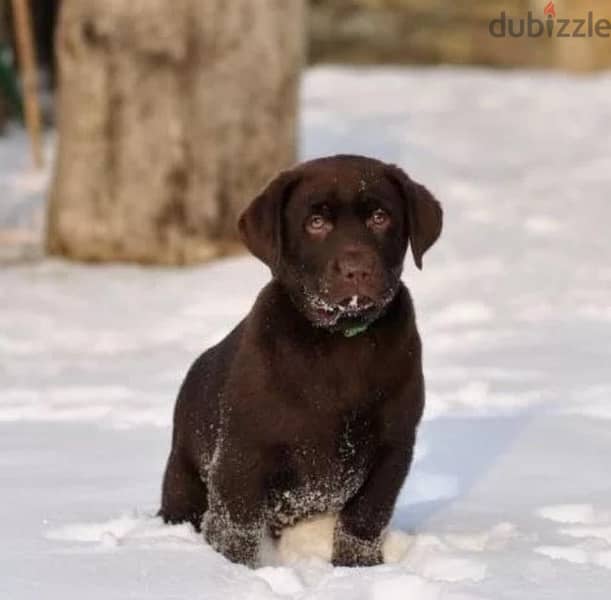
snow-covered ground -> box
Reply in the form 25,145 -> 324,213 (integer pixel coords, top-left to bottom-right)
1,66 -> 611,599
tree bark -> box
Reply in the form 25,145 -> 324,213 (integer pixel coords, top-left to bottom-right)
0,3 -> 9,131
47,0 -> 304,264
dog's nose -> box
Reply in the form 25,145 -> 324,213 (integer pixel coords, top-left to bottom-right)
337,252 -> 374,285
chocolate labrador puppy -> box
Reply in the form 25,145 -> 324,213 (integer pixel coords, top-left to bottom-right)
160,155 -> 442,567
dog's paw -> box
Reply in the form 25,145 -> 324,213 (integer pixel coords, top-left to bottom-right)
202,510 -> 263,568
332,525 -> 383,567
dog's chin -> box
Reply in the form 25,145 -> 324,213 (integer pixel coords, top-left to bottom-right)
311,304 -> 378,331
303,289 -> 397,332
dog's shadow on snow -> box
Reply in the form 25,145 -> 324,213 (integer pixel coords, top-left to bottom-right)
392,414 -> 533,531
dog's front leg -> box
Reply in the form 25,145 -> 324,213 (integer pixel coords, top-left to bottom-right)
333,442 -> 413,567
202,447 -> 266,568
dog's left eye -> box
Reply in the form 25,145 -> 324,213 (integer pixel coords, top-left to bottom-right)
368,209 -> 390,229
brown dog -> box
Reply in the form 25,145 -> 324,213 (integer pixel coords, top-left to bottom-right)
160,155 -> 443,567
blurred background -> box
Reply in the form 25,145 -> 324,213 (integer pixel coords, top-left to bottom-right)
1,0 -> 611,261
1,2 -> 611,599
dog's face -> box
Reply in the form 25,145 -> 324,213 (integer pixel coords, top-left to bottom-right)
239,155 -> 442,331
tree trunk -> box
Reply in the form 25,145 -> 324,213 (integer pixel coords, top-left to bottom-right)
47,0 -> 304,264
0,4 -> 9,131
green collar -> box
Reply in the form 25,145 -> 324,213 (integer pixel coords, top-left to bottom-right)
343,323 -> 370,338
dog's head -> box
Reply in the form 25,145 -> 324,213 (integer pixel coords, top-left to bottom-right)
239,155 -> 442,331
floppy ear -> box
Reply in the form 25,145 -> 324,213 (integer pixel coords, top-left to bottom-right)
386,165 -> 443,270
238,170 -> 300,271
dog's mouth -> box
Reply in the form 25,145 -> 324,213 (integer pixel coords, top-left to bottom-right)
304,288 -> 397,330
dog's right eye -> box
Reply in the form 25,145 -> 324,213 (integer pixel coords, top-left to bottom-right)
306,215 -> 332,235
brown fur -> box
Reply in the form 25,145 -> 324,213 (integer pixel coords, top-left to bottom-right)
159,155 -> 443,567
